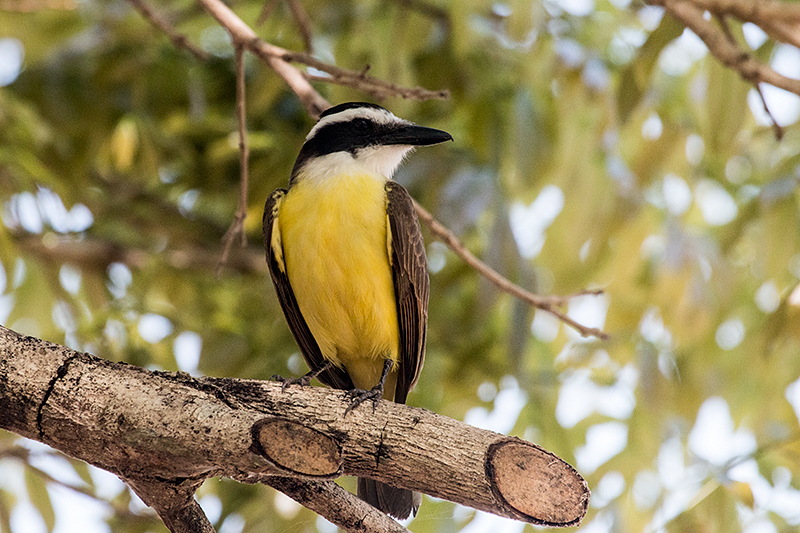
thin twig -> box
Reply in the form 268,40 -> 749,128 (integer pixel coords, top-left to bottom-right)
198,0 -> 448,114
413,200 -> 609,340
287,0 -> 314,52
303,73 -> 450,101
0,0 -> 75,10
0,447 -> 96,500
256,0 -> 281,25
125,0 -> 210,61
197,0 -> 330,118
217,43 -> 251,275
285,50 -> 450,101
391,0 -> 449,23
714,11 -> 737,44
715,13 -> 784,140
754,82 -> 785,140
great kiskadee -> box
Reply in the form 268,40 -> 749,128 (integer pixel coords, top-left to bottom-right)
262,102 -> 452,519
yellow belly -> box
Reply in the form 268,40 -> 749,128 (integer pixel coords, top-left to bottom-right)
279,173 -> 399,395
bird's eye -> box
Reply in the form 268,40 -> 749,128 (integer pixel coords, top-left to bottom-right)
353,118 -> 370,131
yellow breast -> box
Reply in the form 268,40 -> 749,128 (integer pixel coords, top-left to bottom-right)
279,172 -> 400,392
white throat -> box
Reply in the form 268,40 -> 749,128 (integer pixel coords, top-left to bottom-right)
355,144 -> 415,178
297,146 -> 414,183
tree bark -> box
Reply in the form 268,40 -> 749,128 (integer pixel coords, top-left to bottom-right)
0,325 -> 589,531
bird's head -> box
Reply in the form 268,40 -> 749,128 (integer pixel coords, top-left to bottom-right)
291,102 -> 452,182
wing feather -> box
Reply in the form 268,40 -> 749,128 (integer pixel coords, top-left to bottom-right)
385,183 -> 429,404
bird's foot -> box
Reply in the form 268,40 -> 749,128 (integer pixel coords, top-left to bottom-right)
271,373 -> 313,392
271,361 -> 334,392
344,384 -> 385,415
343,359 -> 394,415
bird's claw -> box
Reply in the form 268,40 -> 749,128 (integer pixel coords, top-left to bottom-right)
271,374 -> 312,392
344,385 -> 384,415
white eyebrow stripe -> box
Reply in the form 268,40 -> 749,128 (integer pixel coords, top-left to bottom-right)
305,107 -> 409,141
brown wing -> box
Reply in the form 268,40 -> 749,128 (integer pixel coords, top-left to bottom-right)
263,189 -> 354,390
385,182 -> 429,404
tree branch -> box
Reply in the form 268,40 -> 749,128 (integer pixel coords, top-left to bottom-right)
413,200 -> 610,340
285,51 -> 449,101
286,0 -> 314,52
128,477 -> 216,533
14,233 -> 266,275
649,0 -> 800,96
256,0 -> 282,25
195,0 -> 447,114
0,0 -> 75,11
0,325 -> 589,530
690,0 -> 800,24
265,477 -> 411,533
124,0 -> 210,61
217,43 -> 251,275
196,0 -> 330,118
390,0 -> 450,25
688,0 -> 800,57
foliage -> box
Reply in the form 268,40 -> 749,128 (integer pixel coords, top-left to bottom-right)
1,0 -> 800,532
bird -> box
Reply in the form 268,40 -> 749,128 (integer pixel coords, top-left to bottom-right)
262,102 -> 452,519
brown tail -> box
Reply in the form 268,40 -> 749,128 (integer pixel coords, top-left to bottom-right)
358,477 -> 421,520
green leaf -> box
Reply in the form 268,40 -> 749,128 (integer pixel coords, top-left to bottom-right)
0,487 -> 16,533
617,14 -> 684,125
24,468 -> 55,532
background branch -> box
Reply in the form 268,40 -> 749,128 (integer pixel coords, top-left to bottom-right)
650,0 -> 800,97
217,43 -> 251,275
128,478 -> 215,533
197,0 -> 448,110
286,0 -> 314,52
197,0 -> 330,118
391,0 -> 450,26
414,201 -> 609,340
265,477 -> 411,533
0,0 -> 75,11
125,0 -> 210,61
285,50 -> 449,101
256,0 -> 282,26
14,233 -> 266,274
691,0 -> 800,24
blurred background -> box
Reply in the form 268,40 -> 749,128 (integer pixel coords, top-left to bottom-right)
1,0 -> 800,531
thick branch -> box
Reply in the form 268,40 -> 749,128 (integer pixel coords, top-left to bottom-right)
0,325 -> 589,529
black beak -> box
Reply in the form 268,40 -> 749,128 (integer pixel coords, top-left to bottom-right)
383,124 -> 453,147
